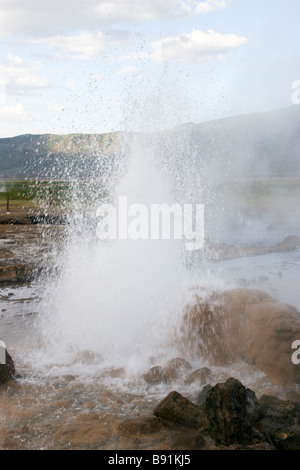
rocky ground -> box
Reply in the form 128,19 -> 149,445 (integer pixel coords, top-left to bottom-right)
151,377 -> 300,450
1,208 -> 300,450
0,208 -> 66,283
1,350 -> 300,450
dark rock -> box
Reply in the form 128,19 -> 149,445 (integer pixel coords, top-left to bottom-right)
153,390 -> 208,431
216,441 -> 273,450
196,384 -> 212,406
152,376 -> 300,449
259,395 -> 300,450
0,349 -> 16,383
0,264 -> 32,283
204,378 -> 265,446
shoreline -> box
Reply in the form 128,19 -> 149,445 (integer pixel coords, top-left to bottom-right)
0,208 -> 300,284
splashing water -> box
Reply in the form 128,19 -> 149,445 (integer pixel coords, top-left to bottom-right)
33,131 -> 200,375
26,83 -> 300,387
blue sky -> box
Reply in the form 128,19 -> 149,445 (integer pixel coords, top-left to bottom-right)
0,0 -> 299,137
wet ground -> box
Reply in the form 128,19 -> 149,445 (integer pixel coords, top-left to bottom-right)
0,329 -> 284,451
1,218 -> 300,450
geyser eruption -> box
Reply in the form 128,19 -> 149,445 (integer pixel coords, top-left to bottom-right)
34,132 -> 193,374
30,85 -> 300,390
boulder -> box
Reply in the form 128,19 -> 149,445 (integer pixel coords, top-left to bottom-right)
259,395 -> 300,450
152,377 -> 300,449
0,345 -> 15,383
153,390 -> 208,430
179,288 -> 300,385
204,378 -> 265,446
196,384 -> 212,406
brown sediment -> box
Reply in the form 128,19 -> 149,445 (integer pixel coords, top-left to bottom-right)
178,287 -> 300,386
0,375 -> 174,450
0,223 -> 65,283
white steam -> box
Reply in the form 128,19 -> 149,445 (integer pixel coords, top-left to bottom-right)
34,133 -> 191,373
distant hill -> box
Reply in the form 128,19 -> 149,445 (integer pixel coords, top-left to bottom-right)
0,132 -> 125,180
156,105 -> 300,182
0,105 -> 300,181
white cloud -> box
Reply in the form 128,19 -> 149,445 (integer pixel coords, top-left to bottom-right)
93,0 -> 192,23
0,103 -> 32,122
195,0 -> 231,14
151,29 -> 247,63
32,32 -> 107,60
29,30 -> 132,60
0,0 -> 230,38
0,53 -> 49,94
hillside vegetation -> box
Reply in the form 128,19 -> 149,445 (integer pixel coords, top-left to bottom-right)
0,106 -> 300,181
